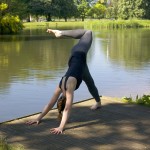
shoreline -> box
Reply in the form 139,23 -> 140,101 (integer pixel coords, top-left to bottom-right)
23,19 -> 150,30
0,97 -> 96,124
0,96 -> 118,124
1,95 -> 149,124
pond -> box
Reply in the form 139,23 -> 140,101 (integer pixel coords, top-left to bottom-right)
0,28 -> 150,122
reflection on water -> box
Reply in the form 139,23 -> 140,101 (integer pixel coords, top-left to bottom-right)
0,32 -> 74,93
103,29 -> 150,69
0,28 -> 150,122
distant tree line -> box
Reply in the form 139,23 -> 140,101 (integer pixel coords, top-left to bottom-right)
0,0 -> 150,34
0,0 -> 150,22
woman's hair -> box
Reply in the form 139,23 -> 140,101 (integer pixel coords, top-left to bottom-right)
57,95 -> 66,121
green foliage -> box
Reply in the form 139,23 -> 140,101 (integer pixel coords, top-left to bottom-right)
142,0 -> 150,19
84,19 -> 150,30
88,2 -> 106,19
0,3 -> 23,34
0,2 -> 8,18
29,0 -> 45,21
105,7 -> 114,19
9,0 -> 29,19
136,94 -> 150,105
0,14 -> 23,34
122,94 -> 150,106
28,0 -> 77,22
105,0 -> 149,19
0,2 -> 7,11
58,0 -> 77,22
0,136 -> 24,150
23,21 -> 84,29
0,0 -> 149,22
43,0 -> 55,21
116,0 -> 145,19
76,0 -> 89,21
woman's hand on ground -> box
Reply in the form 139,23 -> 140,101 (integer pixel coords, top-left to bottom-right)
50,127 -> 63,134
26,119 -> 40,125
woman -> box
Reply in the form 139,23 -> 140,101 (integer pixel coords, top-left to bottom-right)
26,29 -> 101,134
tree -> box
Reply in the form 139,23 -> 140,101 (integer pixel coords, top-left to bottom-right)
0,2 -> 7,16
117,0 -> 145,19
0,0 -> 32,21
43,0 -> 62,21
134,0 -> 145,19
88,2 -> 106,19
0,3 -> 23,34
10,0 -> 29,19
141,0 -> 150,19
57,0 -> 77,22
105,0 -> 118,19
76,0 -> 89,21
28,0 -> 45,21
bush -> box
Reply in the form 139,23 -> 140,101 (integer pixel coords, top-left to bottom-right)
0,14 -> 23,34
122,94 -> 150,107
0,3 -> 23,34
136,94 -> 150,106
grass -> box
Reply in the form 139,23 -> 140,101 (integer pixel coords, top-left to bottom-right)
23,19 -> 150,30
23,21 -> 84,30
0,136 -> 24,150
84,19 -> 150,30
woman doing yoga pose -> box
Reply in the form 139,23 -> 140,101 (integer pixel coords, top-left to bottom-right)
26,29 -> 101,134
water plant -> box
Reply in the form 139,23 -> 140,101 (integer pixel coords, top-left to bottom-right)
122,94 -> 150,107
84,19 -> 150,30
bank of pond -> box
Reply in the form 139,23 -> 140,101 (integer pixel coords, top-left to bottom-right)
1,19 -> 150,34
23,19 -> 150,30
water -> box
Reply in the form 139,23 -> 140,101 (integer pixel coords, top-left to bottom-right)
0,28 -> 150,122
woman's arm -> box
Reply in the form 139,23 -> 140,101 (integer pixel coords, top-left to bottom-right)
26,86 -> 62,125
50,90 -> 74,134
50,77 -> 76,134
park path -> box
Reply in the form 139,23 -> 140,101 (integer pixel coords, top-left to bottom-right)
0,96 -> 150,150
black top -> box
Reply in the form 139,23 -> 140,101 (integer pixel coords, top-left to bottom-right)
59,51 -> 86,90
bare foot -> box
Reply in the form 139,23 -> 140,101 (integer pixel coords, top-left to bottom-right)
90,102 -> 101,110
47,29 -> 62,37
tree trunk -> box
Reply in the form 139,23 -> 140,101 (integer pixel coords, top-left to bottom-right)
82,17 -> 84,21
36,15 -> 39,22
64,17 -> 67,22
27,14 -> 32,22
47,13 -> 52,21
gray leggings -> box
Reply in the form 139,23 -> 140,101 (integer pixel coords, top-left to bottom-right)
61,29 -> 100,102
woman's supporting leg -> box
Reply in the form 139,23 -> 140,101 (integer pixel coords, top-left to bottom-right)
62,30 -> 101,109
83,64 -> 101,103
47,29 -> 101,109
